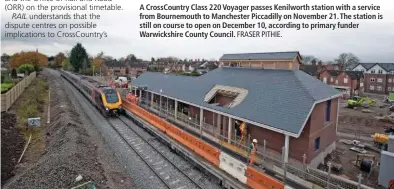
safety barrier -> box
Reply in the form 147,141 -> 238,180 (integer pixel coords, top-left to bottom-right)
246,167 -> 285,189
219,152 -> 248,184
121,98 -> 284,188
122,98 -> 220,166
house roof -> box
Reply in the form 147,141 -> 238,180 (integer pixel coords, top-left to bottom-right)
129,63 -> 148,68
352,63 -> 394,72
300,65 -> 318,76
132,67 -> 341,137
219,51 -> 301,61
345,71 -> 364,79
327,70 -> 341,77
104,60 -> 125,68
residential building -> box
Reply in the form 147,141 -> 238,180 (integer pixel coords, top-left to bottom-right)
320,70 -> 364,98
127,63 -> 148,77
102,60 -> 127,76
132,67 -> 342,167
219,51 -> 302,70
351,63 -> 394,94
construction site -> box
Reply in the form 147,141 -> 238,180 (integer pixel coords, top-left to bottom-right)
331,93 -> 394,188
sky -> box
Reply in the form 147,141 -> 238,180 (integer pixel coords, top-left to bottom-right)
1,0 -> 394,62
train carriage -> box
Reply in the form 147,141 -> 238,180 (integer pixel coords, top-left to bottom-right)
60,70 -> 122,117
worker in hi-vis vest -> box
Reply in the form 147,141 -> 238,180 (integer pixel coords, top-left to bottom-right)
239,121 -> 246,142
248,139 -> 257,165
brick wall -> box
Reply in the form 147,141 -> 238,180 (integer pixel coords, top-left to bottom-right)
364,74 -> 387,94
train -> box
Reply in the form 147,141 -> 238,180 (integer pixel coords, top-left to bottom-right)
60,69 -> 123,117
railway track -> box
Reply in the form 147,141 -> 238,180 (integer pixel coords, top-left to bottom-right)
107,116 -> 220,189
62,72 -> 221,189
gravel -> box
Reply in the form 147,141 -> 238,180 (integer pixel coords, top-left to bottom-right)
118,116 -> 223,189
3,69 -> 132,189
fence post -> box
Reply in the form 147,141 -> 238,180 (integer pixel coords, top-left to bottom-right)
282,146 -> 287,185
262,139 -> 266,162
357,174 -> 363,189
303,154 -> 307,179
327,162 -> 332,189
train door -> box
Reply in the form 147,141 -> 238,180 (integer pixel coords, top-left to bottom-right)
94,90 -> 105,111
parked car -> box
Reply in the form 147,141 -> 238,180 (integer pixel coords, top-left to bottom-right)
114,76 -> 128,88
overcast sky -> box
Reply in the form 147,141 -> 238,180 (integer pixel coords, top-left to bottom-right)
1,0 -> 393,62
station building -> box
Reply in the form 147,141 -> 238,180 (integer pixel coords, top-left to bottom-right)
131,52 -> 342,167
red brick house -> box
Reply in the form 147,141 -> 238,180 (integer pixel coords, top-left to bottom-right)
219,51 -> 302,70
127,63 -> 148,77
102,60 -> 127,76
351,63 -> 394,94
320,70 -> 364,98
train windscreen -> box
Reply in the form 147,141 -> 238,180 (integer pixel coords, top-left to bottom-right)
103,89 -> 119,103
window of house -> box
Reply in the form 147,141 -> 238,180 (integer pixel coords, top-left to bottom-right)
330,78 -> 333,82
388,87 -> 392,91
389,79 -> 392,83
377,86 -> 382,91
326,100 -> 331,122
344,78 -> 348,84
323,77 -> 327,83
371,69 -> 375,74
379,70 -> 383,74
370,78 -> 375,82
314,137 -> 320,151
335,80 -> 338,85
377,78 -> 383,83
360,82 -> 364,87
370,85 -> 375,90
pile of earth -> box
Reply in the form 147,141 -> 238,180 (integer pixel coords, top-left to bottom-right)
3,70 -> 107,189
1,113 -> 25,186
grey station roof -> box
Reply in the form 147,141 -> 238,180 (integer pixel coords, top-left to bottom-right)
219,51 -> 301,61
132,67 -> 341,136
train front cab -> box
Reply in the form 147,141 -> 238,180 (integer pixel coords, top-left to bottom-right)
100,87 -> 122,117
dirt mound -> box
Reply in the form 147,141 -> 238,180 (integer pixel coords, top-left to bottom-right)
4,70 -> 108,189
338,115 -> 385,128
1,113 -> 25,186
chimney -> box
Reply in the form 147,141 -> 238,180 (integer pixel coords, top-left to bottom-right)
318,60 -> 323,66
311,59 -> 317,66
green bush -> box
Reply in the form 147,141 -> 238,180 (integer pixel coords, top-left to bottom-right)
1,74 -> 4,84
19,64 -> 35,75
1,83 -> 15,94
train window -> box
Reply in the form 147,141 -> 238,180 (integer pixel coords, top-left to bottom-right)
103,89 -> 119,103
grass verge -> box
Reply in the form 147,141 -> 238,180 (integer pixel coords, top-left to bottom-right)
16,78 -> 49,162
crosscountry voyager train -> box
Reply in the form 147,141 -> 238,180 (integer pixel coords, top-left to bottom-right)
60,69 -> 122,117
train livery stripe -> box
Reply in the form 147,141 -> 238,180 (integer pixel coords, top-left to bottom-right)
245,167 -> 285,189
121,98 -> 221,166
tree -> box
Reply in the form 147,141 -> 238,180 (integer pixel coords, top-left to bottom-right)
335,53 -> 360,70
19,64 -> 35,75
9,51 -> 48,69
62,59 -> 73,71
151,57 -> 155,62
301,55 -> 318,64
126,54 -> 137,62
92,56 -> 103,69
69,43 -> 89,72
11,68 -> 17,78
54,52 -> 66,67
